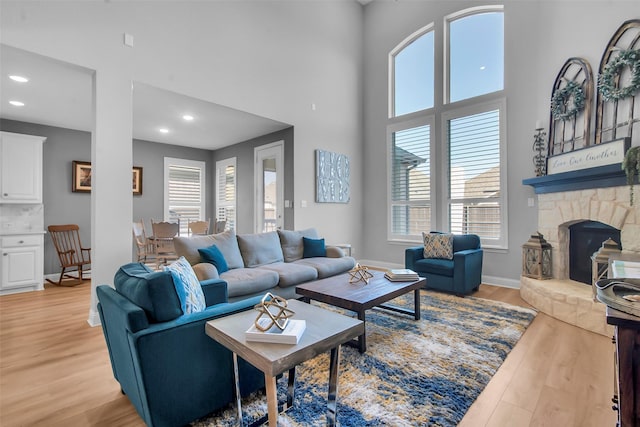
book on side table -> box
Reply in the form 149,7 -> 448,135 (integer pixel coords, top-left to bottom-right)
245,318 -> 306,344
385,269 -> 419,282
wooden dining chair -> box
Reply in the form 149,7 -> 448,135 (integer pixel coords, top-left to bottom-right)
214,219 -> 227,233
47,224 -> 91,286
187,219 -> 210,236
133,220 -> 156,267
151,220 -> 180,268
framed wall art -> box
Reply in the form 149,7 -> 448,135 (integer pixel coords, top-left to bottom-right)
72,160 -> 143,195
315,149 -> 350,203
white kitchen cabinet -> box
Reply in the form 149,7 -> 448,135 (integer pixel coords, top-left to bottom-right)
0,131 -> 46,204
0,234 -> 44,294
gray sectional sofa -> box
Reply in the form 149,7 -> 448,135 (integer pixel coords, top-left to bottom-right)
173,228 -> 356,302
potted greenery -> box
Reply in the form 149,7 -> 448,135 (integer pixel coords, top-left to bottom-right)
623,146 -> 640,206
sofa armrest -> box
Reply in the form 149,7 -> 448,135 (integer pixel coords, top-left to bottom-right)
326,246 -> 345,258
405,246 -> 424,271
192,262 -> 220,281
201,279 -> 228,306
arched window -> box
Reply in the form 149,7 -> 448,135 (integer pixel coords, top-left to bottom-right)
390,25 -> 434,117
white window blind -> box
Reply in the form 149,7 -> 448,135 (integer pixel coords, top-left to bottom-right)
447,108 -> 502,241
216,158 -> 236,231
164,158 -> 205,236
389,122 -> 431,239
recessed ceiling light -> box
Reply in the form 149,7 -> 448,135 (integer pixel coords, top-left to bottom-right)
182,114 -> 194,121
9,75 -> 29,83
479,66 -> 486,70
9,100 -> 25,107
159,128 -> 169,134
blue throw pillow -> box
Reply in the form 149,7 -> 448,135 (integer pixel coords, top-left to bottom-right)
303,237 -> 326,258
164,256 -> 206,314
198,244 -> 229,273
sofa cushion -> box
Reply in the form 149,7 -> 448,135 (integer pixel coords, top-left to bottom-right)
259,262 -> 318,288
277,228 -> 320,262
164,257 -> 206,314
422,232 -> 454,260
295,256 -> 356,279
303,237 -> 326,258
414,258 -> 455,277
219,268 -> 280,298
114,262 -> 182,323
237,231 -> 284,267
173,229 -> 244,269
198,244 -> 229,273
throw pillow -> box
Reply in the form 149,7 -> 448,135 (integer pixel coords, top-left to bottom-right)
278,228 -> 320,262
198,244 -> 229,273
164,256 -> 206,314
422,232 -> 454,260
303,237 -> 326,258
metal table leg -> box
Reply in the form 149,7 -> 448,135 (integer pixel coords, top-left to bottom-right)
327,345 -> 341,426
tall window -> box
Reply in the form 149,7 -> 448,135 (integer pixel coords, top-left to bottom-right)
388,118 -> 432,240
444,101 -> 505,246
216,157 -> 236,231
388,6 -> 506,248
164,158 -> 206,236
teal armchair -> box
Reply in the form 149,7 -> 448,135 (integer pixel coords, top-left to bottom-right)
97,263 -> 265,427
405,233 -> 483,295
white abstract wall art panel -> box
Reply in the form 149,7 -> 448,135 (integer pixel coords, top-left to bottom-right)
315,149 -> 350,203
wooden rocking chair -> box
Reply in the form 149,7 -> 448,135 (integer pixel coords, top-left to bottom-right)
47,224 -> 91,286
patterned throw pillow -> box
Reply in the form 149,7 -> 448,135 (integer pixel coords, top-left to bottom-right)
422,232 -> 454,260
164,256 -> 206,314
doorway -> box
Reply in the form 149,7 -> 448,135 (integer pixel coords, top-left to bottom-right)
254,141 -> 284,233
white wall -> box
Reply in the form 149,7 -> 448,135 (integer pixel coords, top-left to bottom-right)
362,1 -> 638,286
0,1 -> 364,323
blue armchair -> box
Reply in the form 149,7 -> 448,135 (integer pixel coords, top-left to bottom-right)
97,263 -> 265,427
405,233 -> 483,295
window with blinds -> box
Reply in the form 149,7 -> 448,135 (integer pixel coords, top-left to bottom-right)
447,105 -> 503,243
216,158 -> 236,231
389,121 -> 431,239
164,158 -> 205,235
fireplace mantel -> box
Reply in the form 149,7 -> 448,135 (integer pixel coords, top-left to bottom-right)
522,163 -> 630,194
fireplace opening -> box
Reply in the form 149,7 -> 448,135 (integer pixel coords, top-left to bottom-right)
569,221 -> 621,285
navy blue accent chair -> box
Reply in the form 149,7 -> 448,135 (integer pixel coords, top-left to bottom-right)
97,262 -> 265,427
405,233 -> 483,295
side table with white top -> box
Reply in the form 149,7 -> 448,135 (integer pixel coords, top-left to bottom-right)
205,299 -> 364,426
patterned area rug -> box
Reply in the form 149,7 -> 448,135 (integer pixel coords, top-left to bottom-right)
193,291 -> 537,427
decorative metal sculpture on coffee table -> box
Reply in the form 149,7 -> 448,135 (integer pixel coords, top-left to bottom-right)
253,292 -> 295,331
349,263 -> 373,284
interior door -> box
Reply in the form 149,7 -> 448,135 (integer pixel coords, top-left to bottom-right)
254,141 -> 284,233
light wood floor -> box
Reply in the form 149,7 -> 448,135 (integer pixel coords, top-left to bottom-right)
0,282 -> 616,426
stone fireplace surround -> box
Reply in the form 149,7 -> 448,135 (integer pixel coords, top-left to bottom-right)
520,184 -> 639,336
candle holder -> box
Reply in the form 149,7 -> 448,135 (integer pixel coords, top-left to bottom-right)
532,127 -> 547,177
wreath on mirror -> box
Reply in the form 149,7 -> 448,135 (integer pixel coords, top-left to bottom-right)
551,80 -> 585,121
598,49 -> 640,102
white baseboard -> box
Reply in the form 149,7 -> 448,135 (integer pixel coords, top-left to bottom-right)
357,259 -> 403,270
481,275 -> 521,289
358,259 -> 521,289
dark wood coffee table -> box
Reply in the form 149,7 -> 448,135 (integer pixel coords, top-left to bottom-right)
296,270 -> 425,353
